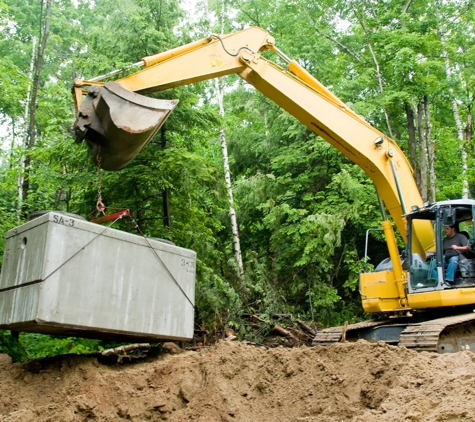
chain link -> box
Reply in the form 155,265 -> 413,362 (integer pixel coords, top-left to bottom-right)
96,148 -> 102,202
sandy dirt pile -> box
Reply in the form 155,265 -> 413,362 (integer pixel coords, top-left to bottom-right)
1,340 -> 475,421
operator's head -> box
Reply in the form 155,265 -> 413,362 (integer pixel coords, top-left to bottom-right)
444,225 -> 456,238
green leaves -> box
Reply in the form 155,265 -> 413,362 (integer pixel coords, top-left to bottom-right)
0,0 -> 473,345
20,333 -> 104,359
0,331 -> 27,362
0,331 -> 105,362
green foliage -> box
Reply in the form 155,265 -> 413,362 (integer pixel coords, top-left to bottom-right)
0,330 -> 105,362
20,333 -> 104,359
0,0 -> 474,357
195,258 -> 242,331
0,331 -> 27,362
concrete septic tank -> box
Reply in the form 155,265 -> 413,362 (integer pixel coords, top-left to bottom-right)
0,212 -> 196,342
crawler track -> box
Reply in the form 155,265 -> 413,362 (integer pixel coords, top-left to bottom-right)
312,313 -> 475,353
312,319 -> 393,346
399,313 -> 475,353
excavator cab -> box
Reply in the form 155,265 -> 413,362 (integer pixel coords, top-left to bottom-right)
406,200 -> 475,293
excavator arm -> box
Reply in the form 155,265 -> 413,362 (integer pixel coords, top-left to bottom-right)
73,26 -> 434,287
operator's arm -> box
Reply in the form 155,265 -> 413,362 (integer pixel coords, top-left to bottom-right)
448,234 -> 470,253
450,244 -> 471,253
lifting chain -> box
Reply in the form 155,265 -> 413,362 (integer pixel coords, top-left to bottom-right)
96,148 -> 105,214
88,146 -> 130,224
87,150 -> 194,309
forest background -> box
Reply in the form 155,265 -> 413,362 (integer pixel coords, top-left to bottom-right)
0,0 -> 474,360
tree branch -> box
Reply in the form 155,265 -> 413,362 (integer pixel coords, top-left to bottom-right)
402,0 -> 413,14
302,5 -> 363,62
357,11 -> 394,138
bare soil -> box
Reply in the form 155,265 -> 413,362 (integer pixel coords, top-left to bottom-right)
1,340 -> 475,421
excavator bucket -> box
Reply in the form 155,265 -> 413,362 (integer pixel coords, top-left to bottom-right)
74,82 -> 178,171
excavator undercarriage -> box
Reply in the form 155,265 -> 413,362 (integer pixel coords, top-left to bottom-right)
313,310 -> 475,353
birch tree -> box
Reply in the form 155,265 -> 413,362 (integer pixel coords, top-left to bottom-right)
16,36 -> 36,220
204,0 -> 246,284
21,0 -> 52,214
436,0 -> 472,199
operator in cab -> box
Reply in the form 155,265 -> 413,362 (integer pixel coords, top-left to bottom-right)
442,224 -> 471,283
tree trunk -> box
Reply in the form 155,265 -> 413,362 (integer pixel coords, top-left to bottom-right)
22,0 -> 52,214
160,127 -> 172,229
215,78 -> 245,283
465,110 -> 472,144
405,102 -> 420,188
205,0 -> 245,284
17,35 -> 37,220
416,101 -> 428,201
424,96 -> 436,202
437,7 -> 469,198
358,12 -> 394,139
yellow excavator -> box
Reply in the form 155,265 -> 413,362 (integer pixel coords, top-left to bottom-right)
73,26 -> 475,353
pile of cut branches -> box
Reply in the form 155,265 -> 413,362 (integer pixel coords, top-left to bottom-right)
189,314 -> 319,350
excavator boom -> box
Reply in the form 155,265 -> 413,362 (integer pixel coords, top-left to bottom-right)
73,26 -> 433,255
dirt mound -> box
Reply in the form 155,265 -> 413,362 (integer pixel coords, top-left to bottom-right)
1,340 -> 474,421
